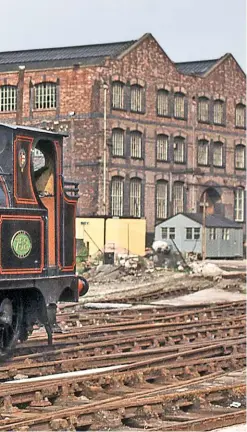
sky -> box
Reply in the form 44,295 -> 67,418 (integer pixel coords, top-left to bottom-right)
1,0 -> 246,70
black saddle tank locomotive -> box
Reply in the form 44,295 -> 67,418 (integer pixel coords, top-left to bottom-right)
0,123 -> 88,359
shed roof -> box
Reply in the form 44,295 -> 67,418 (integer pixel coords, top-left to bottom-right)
184,213 -> 242,228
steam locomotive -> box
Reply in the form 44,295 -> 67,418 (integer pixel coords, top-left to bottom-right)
0,123 -> 88,359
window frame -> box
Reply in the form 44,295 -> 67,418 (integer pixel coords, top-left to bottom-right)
174,92 -> 186,119
130,84 -> 144,114
112,81 -> 125,111
34,82 -> 57,110
235,144 -> 246,170
156,181 -> 168,220
198,97 -> 210,123
173,182 -> 184,215
213,99 -> 225,126
112,128 -> 125,157
213,141 -> 224,168
234,188 -> 244,222
157,89 -> 169,117
130,131 -> 142,159
173,137 -> 185,164
111,176 -> 124,217
222,228 -> 230,240
156,134 -> 169,162
197,139 -> 209,166
130,178 -> 142,217
209,228 -> 217,240
235,103 -> 246,129
0,85 -> 17,112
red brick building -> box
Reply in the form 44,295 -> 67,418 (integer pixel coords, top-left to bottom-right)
0,33 -> 245,243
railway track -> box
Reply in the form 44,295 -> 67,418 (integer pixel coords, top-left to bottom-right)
0,299 -> 245,431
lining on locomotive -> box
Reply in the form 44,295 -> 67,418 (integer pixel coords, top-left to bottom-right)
32,140 -> 55,197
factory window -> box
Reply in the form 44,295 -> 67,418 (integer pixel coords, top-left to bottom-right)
34,82 -> 57,109
209,228 -> 217,240
234,188 -> 244,222
174,93 -> 185,119
174,137 -> 185,163
0,85 -> 17,112
157,89 -> 169,116
112,128 -> 124,157
213,99 -> 224,125
156,181 -> 168,219
112,81 -> 124,110
235,145 -> 245,169
235,104 -> 246,128
173,182 -> 184,215
222,228 -> 230,240
157,134 -> 168,161
130,178 -> 141,217
198,97 -> 209,122
130,85 -> 144,113
213,142 -> 223,167
186,227 -> 201,240
130,131 -> 142,159
111,176 -> 124,216
197,139 -> 209,166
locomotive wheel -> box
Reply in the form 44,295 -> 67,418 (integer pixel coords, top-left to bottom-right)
0,294 -> 23,360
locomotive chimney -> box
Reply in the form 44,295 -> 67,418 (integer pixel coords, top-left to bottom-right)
16,65 -> 25,125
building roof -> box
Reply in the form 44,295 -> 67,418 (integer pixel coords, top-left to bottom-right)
175,59 -> 220,76
0,122 -> 67,137
0,34 -> 231,76
0,40 -> 137,71
184,213 -> 242,228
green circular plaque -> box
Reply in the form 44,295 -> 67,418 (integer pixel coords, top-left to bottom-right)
11,231 -> 32,259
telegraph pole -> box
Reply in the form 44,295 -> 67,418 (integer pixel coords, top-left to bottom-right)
202,192 -> 207,260
103,83 -> 108,262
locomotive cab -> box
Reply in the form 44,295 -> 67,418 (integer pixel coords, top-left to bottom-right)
0,123 -> 87,358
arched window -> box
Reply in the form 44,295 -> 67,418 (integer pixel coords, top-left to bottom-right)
174,136 -> 185,163
111,176 -> 124,216
130,85 -> 144,113
130,131 -> 142,159
0,85 -> 17,112
174,93 -> 185,119
157,134 -> 168,161
112,128 -> 124,157
197,139 -> 209,166
235,104 -> 246,128
173,182 -> 184,215
213,99 -> 224,125
198,97 -> 209,122
235,145 -> 246,169
157,89 -> 169,116
156,181 -> 168,219
34,82 -> 57,109
234,188 -> 244,222
112,81 -> 124,110
130,178 -> 142,217
213,141 -> 224,167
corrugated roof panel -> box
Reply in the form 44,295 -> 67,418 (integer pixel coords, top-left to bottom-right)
175,59 -> 219,75
0,40 -> 136,65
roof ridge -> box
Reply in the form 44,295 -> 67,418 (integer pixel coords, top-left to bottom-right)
0,39 -> 137,56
